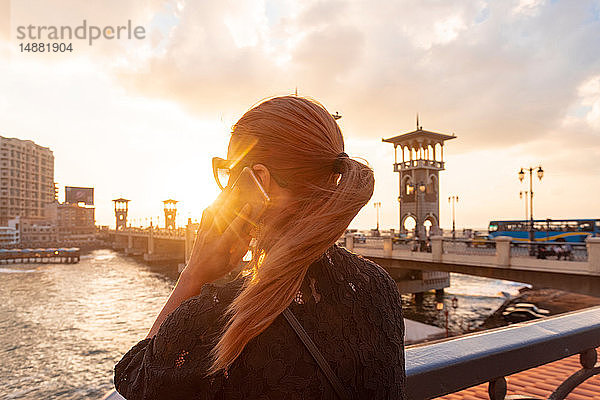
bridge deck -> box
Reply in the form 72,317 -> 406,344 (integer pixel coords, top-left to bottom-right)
348,236 -> 600,297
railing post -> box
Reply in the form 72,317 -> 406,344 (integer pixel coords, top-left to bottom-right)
495,236 -> 512,267
431,236 -> 443,262
148,226 -> 154,255
383,236 -> 393,257
345,233 -> 354,252
586,236 -> 600,274
488,377 -> 507,400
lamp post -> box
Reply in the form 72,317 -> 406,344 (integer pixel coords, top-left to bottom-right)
448,195 -> 459,240
519,191 -> 529,221
518,166 -> 544,249
374,202 -> 381,232
451,296 -> 459,333
436,301 -> 449,338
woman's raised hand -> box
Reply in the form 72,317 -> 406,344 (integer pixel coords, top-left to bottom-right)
182,194 -> 254,284
145,194 -> 253,338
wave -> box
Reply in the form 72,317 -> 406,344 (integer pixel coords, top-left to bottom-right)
444,290 -> 515,299
0,267 -> 37,273
447,273 -> 531,298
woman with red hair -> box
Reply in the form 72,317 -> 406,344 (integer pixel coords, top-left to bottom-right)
115,95 -> 407,399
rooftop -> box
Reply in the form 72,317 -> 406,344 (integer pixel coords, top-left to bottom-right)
382,128 -> 457,146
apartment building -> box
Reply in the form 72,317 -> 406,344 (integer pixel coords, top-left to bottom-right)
0,136 -> 55,226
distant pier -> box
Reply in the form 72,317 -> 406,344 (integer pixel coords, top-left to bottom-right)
0,248 -> 80,264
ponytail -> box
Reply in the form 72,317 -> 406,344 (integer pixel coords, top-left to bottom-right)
208,96 -> 374,374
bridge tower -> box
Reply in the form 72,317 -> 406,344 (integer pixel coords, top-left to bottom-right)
383,121 -> 456,239
112,198 -> 130,231
163,199 -> 178,229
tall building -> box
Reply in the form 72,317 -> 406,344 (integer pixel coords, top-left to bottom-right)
0,136 -> 55,226
383,125 -> 456,238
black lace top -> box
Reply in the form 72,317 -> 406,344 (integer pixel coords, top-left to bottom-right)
114,244 -> 407,400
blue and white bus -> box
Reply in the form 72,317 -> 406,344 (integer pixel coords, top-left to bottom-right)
488,219 -> 600,243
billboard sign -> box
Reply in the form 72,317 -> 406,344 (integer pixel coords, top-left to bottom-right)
65,186 -> 94,205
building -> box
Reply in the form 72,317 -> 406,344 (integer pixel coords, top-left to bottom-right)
7,202 -> 96,247
0,226 -> 19,247
8,215 -> 57,247
45,201 -> 96,245
0,136 -> 55,226
382,125 -> 456,238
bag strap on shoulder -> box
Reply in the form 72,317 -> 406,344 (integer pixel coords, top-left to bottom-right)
282,308 -> 351,400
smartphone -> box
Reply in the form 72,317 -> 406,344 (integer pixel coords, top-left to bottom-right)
212,167 -> 271,233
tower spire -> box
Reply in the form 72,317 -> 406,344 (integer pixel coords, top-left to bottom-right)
416,113 -> 419,130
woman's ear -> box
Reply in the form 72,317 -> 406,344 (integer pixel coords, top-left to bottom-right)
251,164 -> 271,193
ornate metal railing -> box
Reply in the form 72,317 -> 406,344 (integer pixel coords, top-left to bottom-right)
395,159 -> 445,171
406,306 -> 600,399
443,238 -> 497,256
510,241 -> 588,262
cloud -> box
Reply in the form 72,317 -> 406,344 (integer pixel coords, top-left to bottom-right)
3,0 -> 600,228
576,75 -> 600,129
111,0 -> 600,152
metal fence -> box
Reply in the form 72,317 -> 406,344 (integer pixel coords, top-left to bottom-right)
510,241 -> 588,262
406,306 -> 600,399
392,240 -> 414,251
340,234 -> 591,263
443,238 -> 497,256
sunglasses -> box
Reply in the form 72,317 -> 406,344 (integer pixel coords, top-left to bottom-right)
212,157 -> 242,190
212,156 -> 288,190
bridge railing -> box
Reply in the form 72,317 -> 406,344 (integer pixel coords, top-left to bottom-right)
112,227 -> 187,238
359,236 -> 384,245
406,306 -> 600,399
346,234 -> 594,264
443,238 -> 497,256
392,240 -> 413,251
510,241 -> 588,262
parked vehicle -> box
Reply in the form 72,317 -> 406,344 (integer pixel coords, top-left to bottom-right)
392,233 -> 409,244
353,233 -> 366,244
472,233 -> 494,248
502,303 -> 550,323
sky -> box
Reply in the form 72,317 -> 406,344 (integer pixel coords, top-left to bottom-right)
1,0 -> 599,231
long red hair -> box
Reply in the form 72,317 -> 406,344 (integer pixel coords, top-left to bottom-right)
209,95 -> 374,374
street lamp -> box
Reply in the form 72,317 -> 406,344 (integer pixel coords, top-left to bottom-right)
448,195 -> 459,240
519,191 -> 529,221
436,301 -> 449,338
518,166 -> 544,246
374,202 -> 382,232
